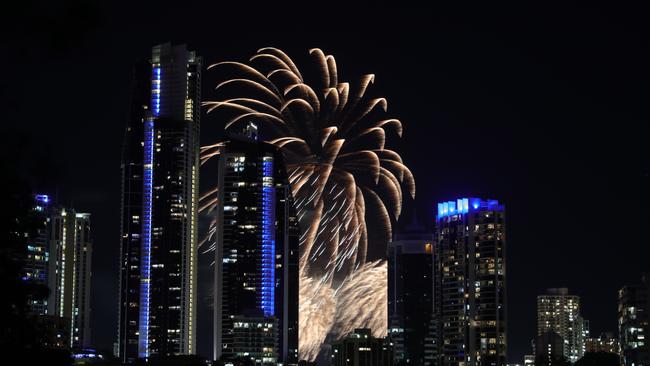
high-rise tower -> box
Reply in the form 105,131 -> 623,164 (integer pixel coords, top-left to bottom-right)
24,194 -> 52,315
117,43 -> 201,362
619,274 -> 650,366
387,221 -> 437,365
435,198 -> 507,366
212,135 -> 299,365
536,288 -> 589,362
46,207 -> 92,348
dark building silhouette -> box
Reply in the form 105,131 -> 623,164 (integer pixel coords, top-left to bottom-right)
435,198 -> 507,366
331,328 -> 394,366
619,274 -> 650,366
212,133 -> 299,365
534,332 -> 565,361
25,194 -> 52,315
387,220 -> 436,365
117,43 -> 201,362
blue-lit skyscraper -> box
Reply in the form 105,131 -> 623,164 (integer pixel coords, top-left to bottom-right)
117,43 -> 201,362
212,135 -> 299,365
435,198 -> 507,366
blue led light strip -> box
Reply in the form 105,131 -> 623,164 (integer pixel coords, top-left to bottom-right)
260,158 -> 275,317
436,198 -> 502,219
138,65 -> 160,358
152,66 -> 161,116
138,117 -> 154,358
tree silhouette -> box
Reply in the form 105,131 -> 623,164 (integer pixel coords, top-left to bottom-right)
535,354 -> 571,366
0,147 -> 70,365
574,352 -> 620,366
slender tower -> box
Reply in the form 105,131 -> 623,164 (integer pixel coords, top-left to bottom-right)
117,43 -> 201,362
212,132 -> 299,365
387,221 -> 437,365
45,206 -> 93,349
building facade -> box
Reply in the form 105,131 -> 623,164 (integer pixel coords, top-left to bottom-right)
387,221 -> 436,365
26,195 -> 92,349
47,207 -> 93,349
24,194 -> 52,315
117,43 -> 201,362
534,331 -> 565,364
619,274 -> 649,366
585,332 -> 619,354
24,195 -> 93,350
212,137 -> 299,365
435,198 -> 507,366
537,288 -> 588,363
231,316 -> 278,365
331,328 -> 394,366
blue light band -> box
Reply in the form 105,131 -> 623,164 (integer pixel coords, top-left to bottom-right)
260,158 -> 275,317
436,198 -> 502,220
138,65 -> 160,358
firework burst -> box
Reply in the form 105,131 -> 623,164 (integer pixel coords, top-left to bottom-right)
202,48 -> 414,361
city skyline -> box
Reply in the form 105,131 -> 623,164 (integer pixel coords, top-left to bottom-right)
3,2 -> 649,364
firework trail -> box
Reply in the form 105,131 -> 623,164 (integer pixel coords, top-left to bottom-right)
202,48 -> 414,361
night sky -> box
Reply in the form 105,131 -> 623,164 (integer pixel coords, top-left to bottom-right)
3,2 -> 649,362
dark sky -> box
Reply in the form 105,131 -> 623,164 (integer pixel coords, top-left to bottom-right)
2,1 -> 649,362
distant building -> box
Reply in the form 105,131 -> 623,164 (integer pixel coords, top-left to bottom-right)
212,136 -> 299,365
585,332 -> 619,354
116,43 -> 201,361
25,195 -> 93,350
536,288 -> 588,362
48,206 -> 93,349
435,198 -> 507,366
331,328 -> 393,366
24,194 -> 52,315
387,220 -> 436,365
619,274 -> 650,366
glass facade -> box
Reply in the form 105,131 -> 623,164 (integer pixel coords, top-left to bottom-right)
117,43 -> 201,362
387,222 -> 436,365
213,138 -> 299,365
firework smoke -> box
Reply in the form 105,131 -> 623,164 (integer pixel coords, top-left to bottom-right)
298,261 -> 387,361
